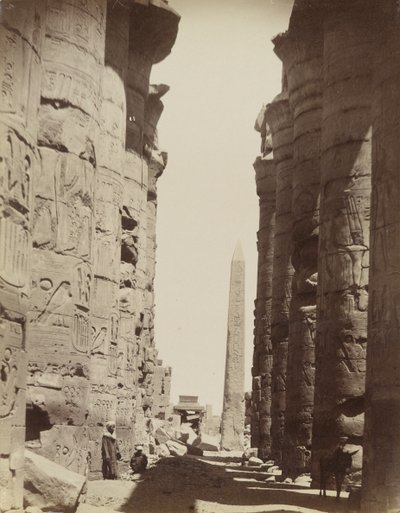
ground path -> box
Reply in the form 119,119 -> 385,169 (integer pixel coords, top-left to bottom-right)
78,455 -> 354,513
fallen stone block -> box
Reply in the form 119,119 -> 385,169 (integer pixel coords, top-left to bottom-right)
25,507 -> 44,513
248,456 -> 263,466
165,440 -> 187,456
267,465 -> 282,476
260,462 -> 275,470
154,427 -> 171,445
193,434 -> 219,452
178,423 -> 198,445
294,473 -> 312,486
156,443 -> 171,457
186,444 -> 203,456
24,450 -> 86,512
242,447 -> 258,460
265,475 -> 276,482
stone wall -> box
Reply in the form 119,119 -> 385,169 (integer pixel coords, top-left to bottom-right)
0,0 -> 179,507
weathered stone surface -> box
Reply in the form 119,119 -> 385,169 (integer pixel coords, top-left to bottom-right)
265,89 -> 294,465
179,424 -> 198,445
24,450 -> 86,512
273,4 -> 323,478
25,506 -> 44,513
0,1 -> 45,508
362,3 -> 400,512
312,0 -> 372,483
165,440 -> 187,457
27,0 -> 106,476
0,0 -> 179,490
248,457 -> 263,467
155,427 -> 171,445
220,243 -> 245,451
156,443 -> 170,458
251,115 -> 276,459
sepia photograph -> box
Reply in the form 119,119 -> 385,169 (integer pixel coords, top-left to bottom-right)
0,0 -> 398,512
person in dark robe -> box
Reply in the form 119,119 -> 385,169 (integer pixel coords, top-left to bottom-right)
130,446 -> 148,474
101,420 -> 121,479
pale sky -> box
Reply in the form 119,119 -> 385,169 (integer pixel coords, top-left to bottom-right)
151,0 -> 294,415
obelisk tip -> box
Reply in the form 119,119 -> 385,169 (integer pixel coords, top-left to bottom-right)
232,241 -> 244,261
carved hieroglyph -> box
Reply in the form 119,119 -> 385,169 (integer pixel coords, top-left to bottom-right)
20,0 -> 180,481
87,3 -> 128,476
312,0 -> 372,483
265,91 -> 294,464
362,3 -> 400,511
251,113 -> 276,458
221,243 -> 246,451
273,4 -> 323,477
0,1 -> 44,509
27,0 -> 106,476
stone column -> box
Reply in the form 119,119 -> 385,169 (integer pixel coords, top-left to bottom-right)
251,110 -> 276,458
27,0 -> 106,473
0,1 -> 45,508
265,91 -> 294,464
88,2 -> 128,477
362,2 -> 400,511
312,0 -> 372,482
221,243 -> 246,451
122,1 -> 179,449
152,361 -> 172,420
273,3 -> 323,477
142,83 -> 169,430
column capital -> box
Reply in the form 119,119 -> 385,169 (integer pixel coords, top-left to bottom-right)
253,156 -> 276,199
129,0 -> 180,63
265,92 -> 292,135
265,92 -> 293,165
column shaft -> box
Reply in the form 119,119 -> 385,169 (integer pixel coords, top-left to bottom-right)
362,2 -> 400,511
312,0 -> 372,481
251,146 -> 276,458
265,92 -> 294,464
27,0 -> 106,472
88,3 -> 128,477
0,1 -> 45,508
273,4 -> 323,476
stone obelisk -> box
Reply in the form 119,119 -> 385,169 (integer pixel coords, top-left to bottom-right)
221,242 -> 246,451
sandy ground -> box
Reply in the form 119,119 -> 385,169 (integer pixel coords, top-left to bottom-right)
78,455 -> 356,513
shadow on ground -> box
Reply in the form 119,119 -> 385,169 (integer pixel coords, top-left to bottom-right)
81,455 -> 356,513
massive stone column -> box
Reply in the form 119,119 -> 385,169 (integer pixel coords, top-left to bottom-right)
27,0 -> 106,473
273,2 -> 323,477
251,107 -> 276,458
122,1 -> 179,449
0,1 -> 45,508
221,243 -> 245,451
265,91 -> 294,464
88,2 -> 128,477
362,3 -> 400,511
312,0 -> 372,482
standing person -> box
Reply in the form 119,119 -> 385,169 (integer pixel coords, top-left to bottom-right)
130,446 -> 148,474
102,420 -> 121,479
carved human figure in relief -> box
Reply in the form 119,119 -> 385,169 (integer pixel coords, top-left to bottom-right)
0,347 -> 18,418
